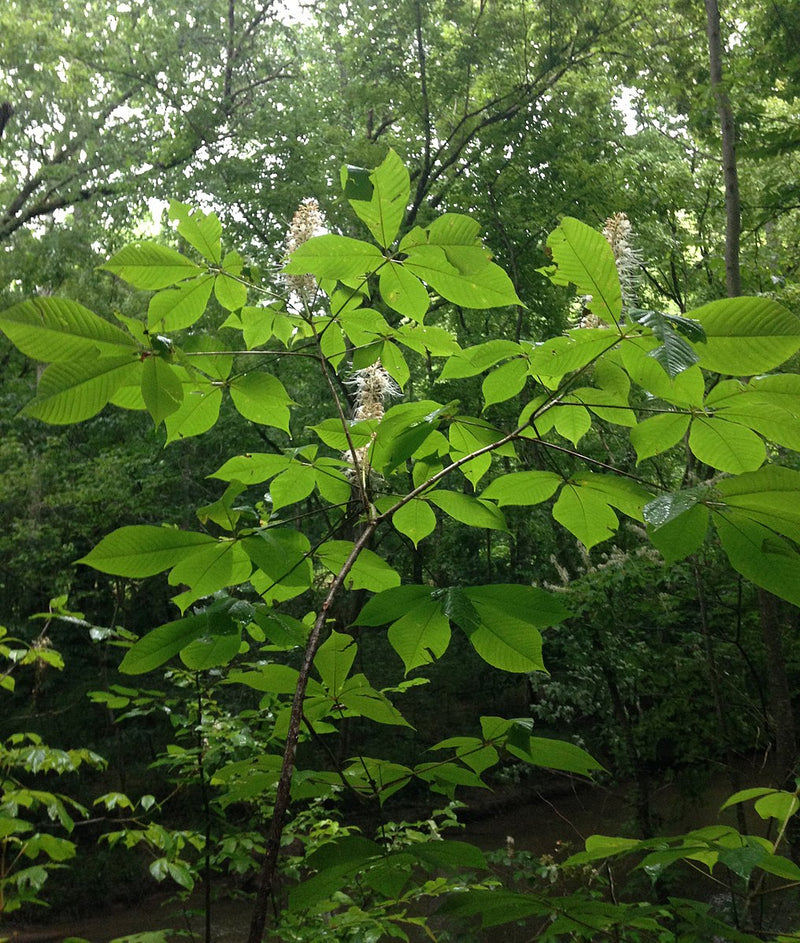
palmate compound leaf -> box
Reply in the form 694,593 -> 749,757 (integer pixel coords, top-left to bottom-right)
0,298 -> 139,362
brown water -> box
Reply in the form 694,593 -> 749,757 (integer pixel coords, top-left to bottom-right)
2,772 -> 769,943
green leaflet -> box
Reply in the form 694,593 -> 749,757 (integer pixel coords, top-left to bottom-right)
313,630 -> 357,695
552,474 -> 651,549
633,309 -> 703,378
391,499 -> 437,548
180,625 -> 242,671
438,339 -> 522,380
214,251 -> 248,311
570,386 -> 637,427
101,242 -> 202,289
119,597 -> 240,674
168,540 -> 252,611
527,331 -> 617,379
688,416 -> 765,474
630,412 -> 690,462
648,503 -> 709,564
336,675 -> 411,728
78,525 -> 217,577
118,613 -> 211,675
141,355 -> 184,426
164,385 -> 223,443
549,401 -> 592,446
444,585 -> 564,673
0,297 -> 138,362
716,466 -> 800,542
229,372 -> 292,432
269,463 -> 317,511
243,530 -> 313,604
619,341 -> 705,406
23,354 -> 141,424
427,490 -> 508,531
540,217 -> 622,325
169,201 -> 222,264
378,261 -> 431,322
482,470 -> 563,506
389,596 -> 452,674
210,452 -> 293,485
355,584 -> 564,675
705,379 -> 800,451
690,296 -> 800,374
368,400 -> 446,475
404,244 -> 522,309
310,417 -> 377,451
316,540 -> 401,592
284,234 -> 385,280
148,275 -> 214,331
197,481 -> 247,531
482,358 -> 528,408
713,511 -> 800,607
395,322 -> 460,357
507,734 -> 604,776
344,148 -> 410,249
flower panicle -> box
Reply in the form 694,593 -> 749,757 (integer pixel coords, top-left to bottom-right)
343,361 -> 399,484
285,198 -> 325,297
603,212 -> 642,313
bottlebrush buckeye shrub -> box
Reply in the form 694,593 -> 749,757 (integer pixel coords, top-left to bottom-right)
2,150 -> 800,941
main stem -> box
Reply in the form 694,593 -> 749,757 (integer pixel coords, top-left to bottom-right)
246,524 -> 378,943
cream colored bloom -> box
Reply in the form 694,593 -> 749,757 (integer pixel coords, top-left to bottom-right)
603,212 -> 642,315
343,361 -> 399,482
285,198 -> 325,297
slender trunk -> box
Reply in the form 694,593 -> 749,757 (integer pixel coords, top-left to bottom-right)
704,0 -> 741,297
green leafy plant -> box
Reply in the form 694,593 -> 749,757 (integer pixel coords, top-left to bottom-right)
0,602 -> 106,916
2,149 -> 800,940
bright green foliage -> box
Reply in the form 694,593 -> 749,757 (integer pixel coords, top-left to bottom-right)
1,150 -> 800,940
0,618 -> 105,915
